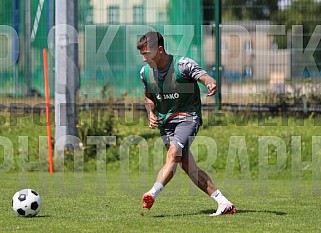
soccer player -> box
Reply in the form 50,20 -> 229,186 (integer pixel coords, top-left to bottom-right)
137,31 -> 236,216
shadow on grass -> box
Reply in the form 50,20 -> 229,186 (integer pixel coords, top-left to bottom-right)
201,209 -> 287,216
153,209 -> 287,218
153,212 -> 203,218
34,215 -> 51,218
236,209 -> 287,215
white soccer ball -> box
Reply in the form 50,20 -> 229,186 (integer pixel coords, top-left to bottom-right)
12,189 -> 42,217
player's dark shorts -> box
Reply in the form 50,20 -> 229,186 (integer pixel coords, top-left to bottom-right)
159,117 -> 201,156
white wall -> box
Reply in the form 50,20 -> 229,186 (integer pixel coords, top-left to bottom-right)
91,0 -> 168,24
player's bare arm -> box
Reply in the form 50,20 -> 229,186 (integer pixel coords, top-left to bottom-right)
198,74 -> 217,96
144,93 -> 159,129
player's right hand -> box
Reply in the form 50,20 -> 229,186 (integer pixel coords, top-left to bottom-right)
148,113 -> 159,129
206,83 -> 217,96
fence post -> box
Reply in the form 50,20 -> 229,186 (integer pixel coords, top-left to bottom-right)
55,0 -> 79,158
215,0 -> 222,110
25,0 -> 32,96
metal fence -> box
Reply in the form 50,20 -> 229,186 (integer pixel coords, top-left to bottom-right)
1,0 -> 321,106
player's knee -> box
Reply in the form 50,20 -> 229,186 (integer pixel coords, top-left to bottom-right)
181,162 -> 198,173
166,154 -> 182,163
168,144 -> 182,156
167,151 -> 182,163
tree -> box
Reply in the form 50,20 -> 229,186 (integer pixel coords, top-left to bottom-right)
243,0 -> 279,20
78,0 -> 93,30
272,0 -> 321,48
272,0 -> 321,36
202,0 -> 279,22
272,0 -> 321,69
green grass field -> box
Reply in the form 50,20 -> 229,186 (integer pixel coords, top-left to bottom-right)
1,112 -> 321,232
0,172 -> 320,233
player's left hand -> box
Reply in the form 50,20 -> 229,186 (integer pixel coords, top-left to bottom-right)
206,83 -> 217,96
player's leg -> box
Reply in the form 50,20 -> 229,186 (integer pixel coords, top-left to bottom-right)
174,118 -> 236,216
156,143 -> 182,185
142,123 -> 182,209
181,150 -> 236,216
180,150 -> 216,195
171,119 -> 216,194
142,144 -> 182,209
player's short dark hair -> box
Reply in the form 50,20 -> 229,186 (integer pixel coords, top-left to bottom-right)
137,31 -> 164,50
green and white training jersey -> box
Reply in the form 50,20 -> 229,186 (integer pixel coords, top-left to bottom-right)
140,55 -> 207,126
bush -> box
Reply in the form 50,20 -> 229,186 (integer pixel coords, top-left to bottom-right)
78,87 -> 120,163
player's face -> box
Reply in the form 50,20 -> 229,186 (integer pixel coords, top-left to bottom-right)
139,45 -> 161,68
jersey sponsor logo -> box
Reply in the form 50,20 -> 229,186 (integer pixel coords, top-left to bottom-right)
156,93 -> 163,101
155,93 -> 180,101
163,93 -> 180,100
